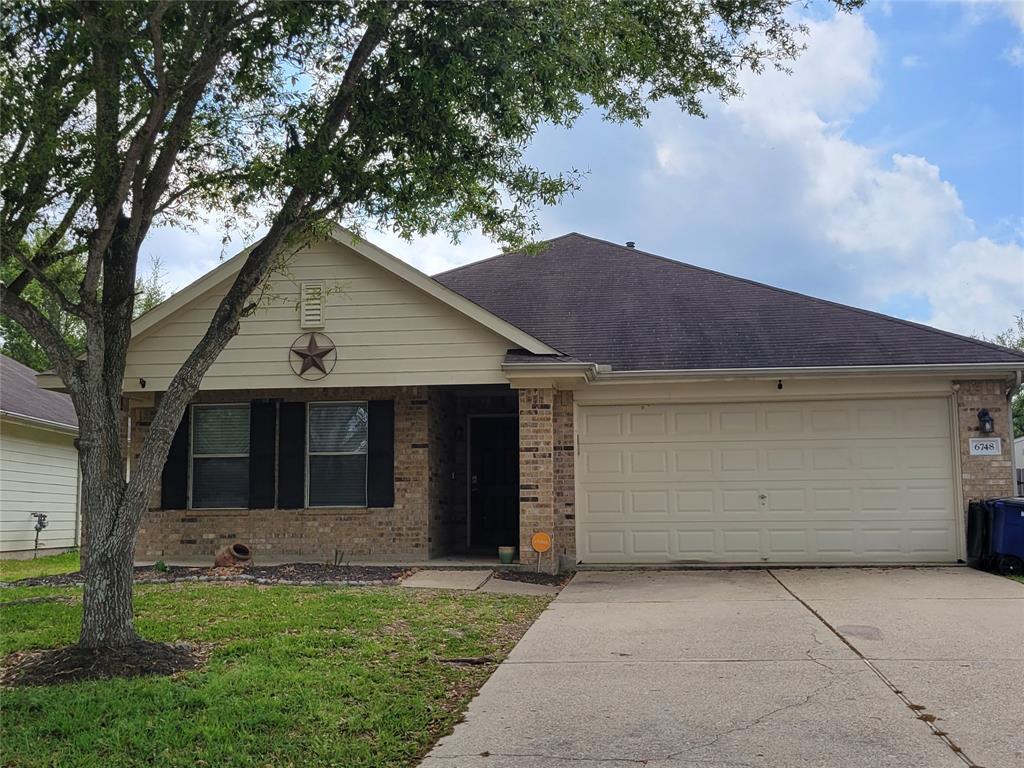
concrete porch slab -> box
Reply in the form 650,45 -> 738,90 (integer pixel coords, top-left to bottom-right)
400,569 -> 493,591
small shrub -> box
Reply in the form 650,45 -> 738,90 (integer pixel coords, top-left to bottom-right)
154,560 -> 169,573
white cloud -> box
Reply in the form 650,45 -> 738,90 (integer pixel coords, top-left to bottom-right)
1004,42 -> 1024,65
147,8 -> 1022,339
901,54 -> 925,68
640,12 -> 1023,337
959,0 -> 1024,64
363,228 -> 499,276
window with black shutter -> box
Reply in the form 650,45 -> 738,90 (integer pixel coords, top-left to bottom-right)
190,404 -> 250,509
306,402 -> 368,507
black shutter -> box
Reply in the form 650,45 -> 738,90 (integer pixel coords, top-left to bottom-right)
277,402 -> 306,509
161,407 -> 190,510
249,400 -> 277,509
367,399 -> 395,507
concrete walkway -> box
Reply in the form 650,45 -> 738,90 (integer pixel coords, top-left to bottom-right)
401,569 -> 560,596
420,567 -> 1023,768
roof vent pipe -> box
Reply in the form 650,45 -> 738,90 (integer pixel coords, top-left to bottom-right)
625,241 -> 636,248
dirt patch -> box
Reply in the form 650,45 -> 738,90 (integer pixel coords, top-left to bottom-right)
491,569 -> 570,588
3,563 -> 412,588
1,640 -> 207,687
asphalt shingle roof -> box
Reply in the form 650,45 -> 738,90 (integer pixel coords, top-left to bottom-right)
434,233 -> 1024,372
0,354 -> 78,429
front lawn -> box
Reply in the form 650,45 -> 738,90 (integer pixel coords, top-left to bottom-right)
0,551 -> 80,582
1,581 -> 549,767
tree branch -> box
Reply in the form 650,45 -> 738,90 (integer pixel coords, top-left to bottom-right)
5,187 -> 90,296
118,14 -> 393,539
0,284 -> 80,388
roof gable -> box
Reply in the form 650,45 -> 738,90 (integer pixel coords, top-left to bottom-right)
434,233 -> 1024,372
112,229 -> 558,392
131,225 -> 557,356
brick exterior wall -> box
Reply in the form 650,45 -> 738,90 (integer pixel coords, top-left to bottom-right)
133,386 -> 439,561
427,388 -> 457,557
518,388 -> 557,571
955,379 -> 1015,509
553,390 -> 576,566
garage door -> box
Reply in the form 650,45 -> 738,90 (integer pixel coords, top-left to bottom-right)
576,398 -> 959,564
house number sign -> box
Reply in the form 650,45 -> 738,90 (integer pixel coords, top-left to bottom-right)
968,438 -> 1001,456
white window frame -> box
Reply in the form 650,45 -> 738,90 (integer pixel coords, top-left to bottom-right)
305,401 -> 369,508
188,403 -> 250,510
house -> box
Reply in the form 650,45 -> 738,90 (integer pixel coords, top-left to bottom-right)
1,354 -> 80,557
39,228 -> 1024,569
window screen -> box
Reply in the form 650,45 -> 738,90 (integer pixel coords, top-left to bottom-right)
308,402 -> 368,506
191,404 -> 250,508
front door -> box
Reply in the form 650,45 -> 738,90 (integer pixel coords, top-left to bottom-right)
469,416 -> 519,551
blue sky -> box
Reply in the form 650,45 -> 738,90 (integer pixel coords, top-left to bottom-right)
147,0 -> 1024,339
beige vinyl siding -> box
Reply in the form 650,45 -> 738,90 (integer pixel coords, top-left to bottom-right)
123,240 -> 515,391
0,419 -> 79,553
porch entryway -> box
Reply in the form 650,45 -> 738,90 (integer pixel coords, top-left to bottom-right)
432,385 -> 520,559
467,415 -> 519,553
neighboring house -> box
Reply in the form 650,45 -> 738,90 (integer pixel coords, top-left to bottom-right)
38,228 -> 1024,569
1,354 -> 80,557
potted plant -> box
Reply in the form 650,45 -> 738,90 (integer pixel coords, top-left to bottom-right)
497,545 -> 516,565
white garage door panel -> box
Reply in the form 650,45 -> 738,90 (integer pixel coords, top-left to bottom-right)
577,398 -> 958,564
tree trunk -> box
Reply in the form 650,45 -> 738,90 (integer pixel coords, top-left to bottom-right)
76,401 -> 140,649
79,525 -> 138,648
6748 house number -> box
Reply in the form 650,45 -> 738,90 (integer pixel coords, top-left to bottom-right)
968,438 -> 1002,456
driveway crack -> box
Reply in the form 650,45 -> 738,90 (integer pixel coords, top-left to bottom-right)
767,569 -> 978,768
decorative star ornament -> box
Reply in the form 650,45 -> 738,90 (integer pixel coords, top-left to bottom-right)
289,333 -> 337,380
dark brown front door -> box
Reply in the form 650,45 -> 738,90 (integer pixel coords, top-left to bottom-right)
469,416 -> 519,551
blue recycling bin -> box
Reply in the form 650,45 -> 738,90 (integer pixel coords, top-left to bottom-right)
989,498 -> 1024,576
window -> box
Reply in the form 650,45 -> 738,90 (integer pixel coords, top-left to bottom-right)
307,402 -> 368,506
191,404 -> 250,509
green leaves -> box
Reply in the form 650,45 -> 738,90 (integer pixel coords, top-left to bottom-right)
3,0 -> 862,274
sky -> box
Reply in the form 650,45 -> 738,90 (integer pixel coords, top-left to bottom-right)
145,0 -> 1024,339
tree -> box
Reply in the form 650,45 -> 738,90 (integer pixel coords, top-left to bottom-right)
1,245 -> 165,370
0,230 -> 85,370
987,313 -> 1024,437
1,0 -> 863,651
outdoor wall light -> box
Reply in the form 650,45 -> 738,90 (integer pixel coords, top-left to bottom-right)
977,408 -> 994,434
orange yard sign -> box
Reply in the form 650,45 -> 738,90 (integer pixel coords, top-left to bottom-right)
530,531 -> 552,553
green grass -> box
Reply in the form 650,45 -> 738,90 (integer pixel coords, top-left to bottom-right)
0,551 -> 80,582
0,581 -> 550,767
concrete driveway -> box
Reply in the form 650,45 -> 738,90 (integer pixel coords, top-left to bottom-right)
421,567 -> 1023,768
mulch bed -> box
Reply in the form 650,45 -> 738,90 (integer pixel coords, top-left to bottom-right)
2,563 -> 412,589
491,569 -> 571,587
1,640 -> 207,688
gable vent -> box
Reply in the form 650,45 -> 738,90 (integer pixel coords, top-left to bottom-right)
299,280 -> 325,328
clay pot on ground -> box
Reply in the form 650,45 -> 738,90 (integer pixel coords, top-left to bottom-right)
214,543 -> 252,568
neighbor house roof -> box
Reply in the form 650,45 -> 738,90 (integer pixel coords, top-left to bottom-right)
434,233 -> 1024,373
0,354 -> 78,431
